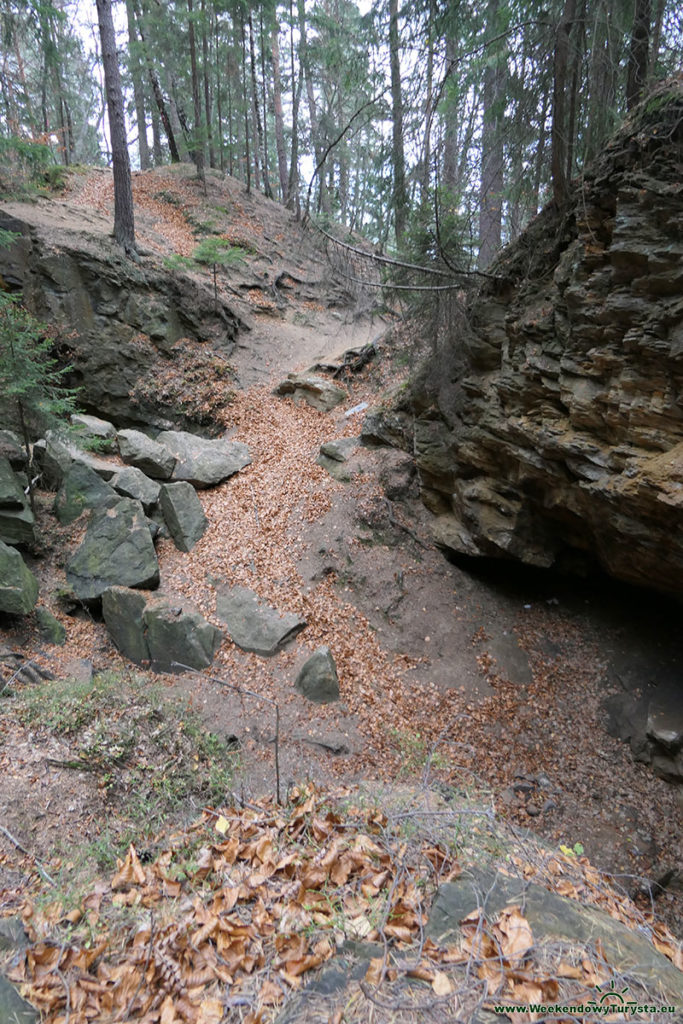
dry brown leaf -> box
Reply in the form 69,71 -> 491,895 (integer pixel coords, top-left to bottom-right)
111,845 -> 146,890
364,957 -> 384,986
493,906 -> 533,964
432,970 -> 453,996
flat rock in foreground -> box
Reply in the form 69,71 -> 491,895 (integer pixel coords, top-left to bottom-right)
216,585 -> 306,656
157,430 -> 251,488
66,498 -> 160,601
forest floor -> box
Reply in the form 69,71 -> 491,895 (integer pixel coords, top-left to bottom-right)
0,166 -> 681,1006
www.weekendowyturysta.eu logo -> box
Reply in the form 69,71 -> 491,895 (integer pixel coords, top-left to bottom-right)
493,979 -> 678,1017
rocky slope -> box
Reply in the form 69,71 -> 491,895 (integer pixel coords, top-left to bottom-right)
411,79 -> 683,597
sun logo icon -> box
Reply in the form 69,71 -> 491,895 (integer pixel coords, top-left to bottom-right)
595,980 -> 630,1006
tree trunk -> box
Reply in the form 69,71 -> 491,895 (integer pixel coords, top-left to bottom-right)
626,0 -> 651,109
133,0 -> 181,162
187,0 -> 206,189
151,107 -> 163,165
389,0 -> 407,244
201,0 -> 216,167
96,0 -> 136,253
248,12 -> 270,196
288,0 -> 303,214
551,0 -> 577,207
125,0 -> 150,170
271,24 -> 289,201
478,0 -> 505,268
299,0 -> 329,214
259,10 -> 273,199
650,0 -> 666,82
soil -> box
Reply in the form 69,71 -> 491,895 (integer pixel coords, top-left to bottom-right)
0,167 -> 681,943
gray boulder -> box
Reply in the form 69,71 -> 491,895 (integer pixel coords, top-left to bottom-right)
35,606 -> 66,645
35,431 -> 118,489
0,456 -> 34,545
66,498 -> 160,601
216,585 -> 306,656
0,541 -> 38,615
159,481 -> 208,552
0,429 -> 26,467
294,647 -> 340,704
0,976 -> 37,1024
111,466 -> 161,511
320,438 -> 358,462
102,586 -> 149,664
53,461 -> 117,525
117,429 -> 176,479
143,598 -> 222,672
274,373 -> 346,412
156,430 -> 251,488
71,413 -> 116,440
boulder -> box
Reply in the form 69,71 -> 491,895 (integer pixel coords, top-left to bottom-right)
110,466 -> 161,511
0,429 -> 26,467
216,585 -> 306,656
35,606 -> 66,645
294,647 -> 340,704
143,598 -> 222,672
156,430 -> 251,488
102,586 -> 149,664
66,498 -> 160,601
117,429 -> 177,479
0,540 -> 38,614
71,413 -> 116,441
34,430 -> 118,489
0,456 -> 34,545
0,976 -> 37,1024
320,438 -> 358,462
159,481 -> 208,552
274,373 -> 346,412
53,461 -> 117,524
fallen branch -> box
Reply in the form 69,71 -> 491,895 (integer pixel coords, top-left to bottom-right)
0,823 -> 56,887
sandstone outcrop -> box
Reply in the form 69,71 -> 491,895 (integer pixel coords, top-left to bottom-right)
409,81 -> 683,596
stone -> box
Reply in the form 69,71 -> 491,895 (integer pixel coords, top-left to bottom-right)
0,456 -> 35,546
320,438 -> 358,462
159,481 -> 208,552
156,430 -> 251,488
66,498 -> 160,601
294,647 -> 340,704
0,541 -> 38,614
117,429 -> 177,479
402,84 -> 683,596
647,682 -> 683,751
0,976 -> 37,1024
35,606 -> 66,645
143,599 -> 222,672
215,585 -> 306,656
0,916 -> 29,951
102,586 -> 149,664
316,453 -> 354,482
0,429 -> 26,467
0,456 -> 26,509
71,413 -> 116,441
377,449 -> 417,500
426,868 -> 683,1005
274,373 -> 346,412
110,466 -> 161,511
53,461 -> 117,524
360,408 -> 412,449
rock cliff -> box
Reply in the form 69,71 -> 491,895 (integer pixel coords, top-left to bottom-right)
412,79 -> 683,596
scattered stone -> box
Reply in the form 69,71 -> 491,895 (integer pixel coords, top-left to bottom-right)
215,585 -> 306,656
156,430 -> 251,488
0,976 -> 37,1024
110,466 -> 161,511
0,429 -> 26,467
274,373 -> 346,412
320,438 -> 358,462
159,481 -> 208,552
377,449 -> 417,501
66,498 -> 160,601
35,606 -> 66,645
53,461 -> 117,525
117,429 -> 176,479
0,456 -> 26,509
294,647 -> 340,704
143,599 -> 222,672
0,541 -> 38,615
0,916 -> 29,951
316,453 -> 354,482
102,587 -> 149,664
71,413 -> 116,441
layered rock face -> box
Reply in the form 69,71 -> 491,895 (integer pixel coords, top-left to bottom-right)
0,203 -> 240,429
416,81 -> 683,596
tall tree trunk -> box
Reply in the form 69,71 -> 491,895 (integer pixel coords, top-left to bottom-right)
134,0 -> 181,162
187,0 -> 206,189
151,106 -> 163,164
201,0 -> 216,167
565,0 -> 585,184
96,0 -> 135,253
248,12 -> 270,196
551,0 -> 577,207
389,0 -> 407,244
288,0 -> 303,214
649,0 -> 665,82
626,0 -> 651,109
478,0 -> 506,268
298,0 -> 329,214
259,9 -> 273,198
271,23 -> 288,201
214,8 -> 224,171
125,0 -> 150,169
442,31 -> 457,190
240,15 -> 251,194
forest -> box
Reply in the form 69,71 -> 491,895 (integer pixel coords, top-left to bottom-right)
0,0 -> 681,268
